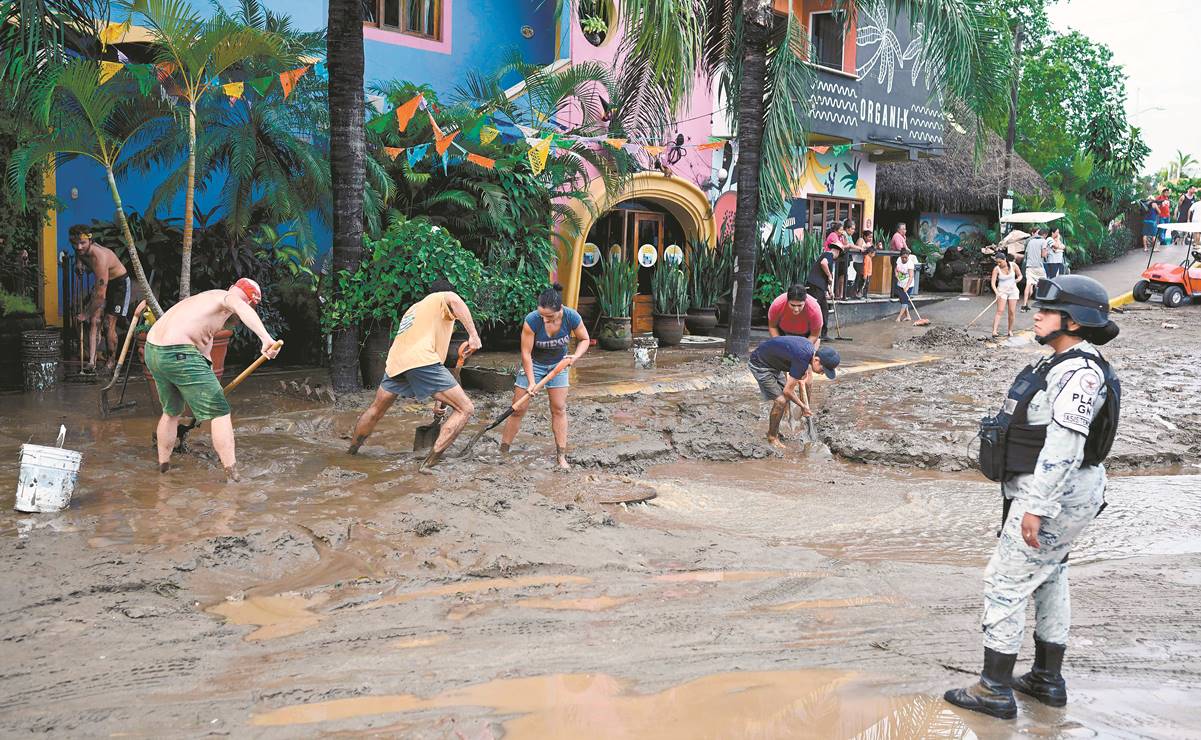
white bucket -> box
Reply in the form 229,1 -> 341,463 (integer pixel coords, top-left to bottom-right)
15,426 -> 83,513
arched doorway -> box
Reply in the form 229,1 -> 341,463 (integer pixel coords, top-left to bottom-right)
559,172 -> 714,332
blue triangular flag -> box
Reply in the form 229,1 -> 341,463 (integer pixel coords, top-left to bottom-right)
313,61 -> 327,78
407,143 -> 430,167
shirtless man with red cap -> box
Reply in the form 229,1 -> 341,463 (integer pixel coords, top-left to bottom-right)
144,279 -> 279,480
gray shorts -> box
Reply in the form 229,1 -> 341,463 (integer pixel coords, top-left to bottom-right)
380,362 -> 457,400
749,360 -> 786,401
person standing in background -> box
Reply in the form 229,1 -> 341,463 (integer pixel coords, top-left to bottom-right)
1021,228 -> 1047,312
1044,227 -> 1065,279
891,222 -> 909,253
806,242 -> 841,341
1178,188 -> 1197,247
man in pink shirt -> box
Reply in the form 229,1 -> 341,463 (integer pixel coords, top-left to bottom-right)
767,285 -> 823,345
891,222 -> 909,252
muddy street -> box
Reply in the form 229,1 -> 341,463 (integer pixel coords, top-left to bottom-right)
3,301 -> 1201,738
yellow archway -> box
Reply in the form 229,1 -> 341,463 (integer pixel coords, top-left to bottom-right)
558,171 -> 715,309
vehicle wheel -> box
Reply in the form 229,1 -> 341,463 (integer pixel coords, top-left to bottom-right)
1132,280 -> 1151,302
1163,285 -> 1185,308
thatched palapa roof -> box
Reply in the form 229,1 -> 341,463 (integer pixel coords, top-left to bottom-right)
875,126 -> 1049,214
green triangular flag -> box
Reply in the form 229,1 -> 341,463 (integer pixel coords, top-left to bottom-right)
366,114 -> 392,134
247,76 -> 274,97
464,117 -> 485,142
832,144 -> 851,156
128,64 -> 156,96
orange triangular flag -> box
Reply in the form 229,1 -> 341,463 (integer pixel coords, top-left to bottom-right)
384,146 -> 403,160
643,145 -> 664,158
466,153 -> 495,169
811,145 -> 830,154
278,65 -> 309,100
394,94 -> 423,132
434,129 -> 459,156
605,138 -> 627,150
696,140 -> 725,151
99,61 -> 123,85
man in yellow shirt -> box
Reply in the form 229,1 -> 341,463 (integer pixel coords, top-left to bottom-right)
348,280 -> 482,468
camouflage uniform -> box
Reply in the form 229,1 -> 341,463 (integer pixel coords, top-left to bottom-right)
982,341 -> 1108,654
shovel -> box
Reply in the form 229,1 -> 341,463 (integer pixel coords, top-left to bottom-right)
99,301 -> 147,417
413,344 -> 472,452
175,340 -> 283,449
800,383 -> 817,443
457,356 -> 573,458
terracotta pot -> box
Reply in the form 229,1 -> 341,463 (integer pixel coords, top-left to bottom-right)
359,324 -> 391,388
596,316 -> 632,351
461,366 -> 517,393
716,298 -> 732,327
652,313 -> 686,346
684,306 -> 718,336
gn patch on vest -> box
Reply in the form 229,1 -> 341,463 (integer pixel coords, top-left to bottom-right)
1052,368 -> 1102,434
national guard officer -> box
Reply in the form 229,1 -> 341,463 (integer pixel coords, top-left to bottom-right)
945,274 -> 1122,719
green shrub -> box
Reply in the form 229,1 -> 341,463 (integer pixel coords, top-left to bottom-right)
0,290 -> 37,316
652,265 -> 689,315
589,255 -> 637,318
754,231 -> 819,303
323,217 -> 484,333
687,239 -> 721,309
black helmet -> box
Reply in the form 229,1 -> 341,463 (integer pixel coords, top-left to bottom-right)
1033,275 -> 1110,327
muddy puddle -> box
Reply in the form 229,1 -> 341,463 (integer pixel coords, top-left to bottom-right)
639,459 -> 1201,566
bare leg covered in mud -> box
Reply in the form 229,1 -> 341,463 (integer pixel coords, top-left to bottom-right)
156,413 -> 240,481
499,386 -> 571,469
347,386 -> 398,454
424,385 -> 474,469
767,397 -> 789,449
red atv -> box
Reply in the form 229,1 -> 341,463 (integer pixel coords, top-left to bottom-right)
1133,250 -> 1201,308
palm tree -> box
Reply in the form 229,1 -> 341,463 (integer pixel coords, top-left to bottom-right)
8,57 -> 166,316
615,0 -> 1005,356
0,0 -> 107,103
121,0 -> 331,257
326,0 -> 366,392
124,0 -> 284,299
1168,150 -> 1196,183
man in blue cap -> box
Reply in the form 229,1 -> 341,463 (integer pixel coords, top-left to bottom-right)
747,336 -> 840,449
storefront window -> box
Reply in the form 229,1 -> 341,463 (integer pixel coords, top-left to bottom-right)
810,11 -> 844,71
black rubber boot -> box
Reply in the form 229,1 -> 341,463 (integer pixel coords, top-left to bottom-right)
944,648 -> 1018,719
1013,638 -> 1067,707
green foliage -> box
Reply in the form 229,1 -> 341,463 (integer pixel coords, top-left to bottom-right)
0,113 -> 59,299
323,216 -> 483,333
589,254 -> 637,318
754,231 -> 819,304
687,238 -> 722,308
713,222 -> 736,301
652,264 -> 689,315
581,15 -> 608,35
0,289 -> 37,316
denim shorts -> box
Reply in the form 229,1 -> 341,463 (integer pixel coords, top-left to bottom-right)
515,359 -> 570,390
380,362 -> 458,400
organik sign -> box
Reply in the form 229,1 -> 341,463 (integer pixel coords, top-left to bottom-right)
808,3 -> 945,152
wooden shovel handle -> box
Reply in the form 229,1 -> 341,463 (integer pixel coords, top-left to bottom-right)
222,340 -> 283,396
513,357 -> 573,411
101,304 -> 145,392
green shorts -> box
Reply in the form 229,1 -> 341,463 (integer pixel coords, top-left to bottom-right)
144,343 -> 230,421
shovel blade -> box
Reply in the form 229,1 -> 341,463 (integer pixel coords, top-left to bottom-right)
413,420 -> 443,451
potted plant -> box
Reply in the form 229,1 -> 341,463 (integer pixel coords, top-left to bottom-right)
589,254 -> 637,351
713,226 -> 736,327
324,217 -> 484,386
685,239 -> 720,335
581,15 -> 608,45
652,264 -> 690,346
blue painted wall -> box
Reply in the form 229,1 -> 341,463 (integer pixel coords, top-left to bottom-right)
53,0 -> 557,315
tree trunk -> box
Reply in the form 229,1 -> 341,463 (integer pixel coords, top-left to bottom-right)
1001,22 -> 1023,204
180,99 -> 198,299
327,0 -> 366,392
726,2 -> 772,358
106,167 -> 164,318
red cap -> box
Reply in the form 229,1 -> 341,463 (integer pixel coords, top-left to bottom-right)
232,278 -> 262,306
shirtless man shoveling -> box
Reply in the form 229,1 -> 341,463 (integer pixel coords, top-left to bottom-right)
70,224 -> 133,373
145,279 -> 279,481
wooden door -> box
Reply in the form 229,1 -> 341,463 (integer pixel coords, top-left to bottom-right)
630,212 -> 665,334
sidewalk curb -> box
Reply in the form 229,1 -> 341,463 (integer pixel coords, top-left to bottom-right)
1109,291 -> 1133,309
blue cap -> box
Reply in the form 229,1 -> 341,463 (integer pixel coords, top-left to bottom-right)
816,346 -> 840,379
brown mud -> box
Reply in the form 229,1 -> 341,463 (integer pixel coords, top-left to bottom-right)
1,303 -> 1200,737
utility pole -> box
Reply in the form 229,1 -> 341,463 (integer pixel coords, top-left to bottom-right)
1001,22 -> 1023,205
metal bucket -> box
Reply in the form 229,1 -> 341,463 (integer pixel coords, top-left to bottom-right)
22,330 -> 62,391
15,426 -> 82,513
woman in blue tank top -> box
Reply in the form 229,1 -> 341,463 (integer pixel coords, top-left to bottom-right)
499,283 -> 590,469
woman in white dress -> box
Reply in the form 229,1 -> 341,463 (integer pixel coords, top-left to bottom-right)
991,253 -> 1023,338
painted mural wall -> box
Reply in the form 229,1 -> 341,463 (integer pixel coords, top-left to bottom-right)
917,212 -> 990,250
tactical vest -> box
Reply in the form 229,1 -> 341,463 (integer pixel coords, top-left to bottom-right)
978,349 -> 1121,483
